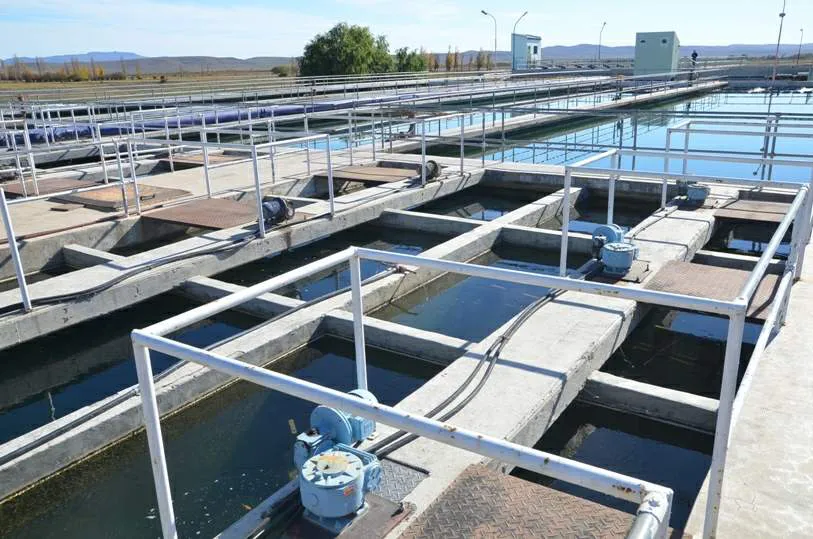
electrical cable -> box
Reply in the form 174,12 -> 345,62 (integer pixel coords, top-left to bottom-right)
370,262 -> 603,458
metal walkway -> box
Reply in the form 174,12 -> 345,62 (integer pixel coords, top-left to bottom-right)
645,261 -> 780,320
399,465 -> 635,539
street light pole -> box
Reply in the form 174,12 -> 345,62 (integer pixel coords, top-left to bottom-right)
798,28 -> 805,65
481,10 -> 497,63
598,21 -> 607,61
512,11 -> 529,70
771,0 -> 787,84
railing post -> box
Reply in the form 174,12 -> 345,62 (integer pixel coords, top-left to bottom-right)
349,253 -> 368,390
703,309 -> 746,539
795,176 -> 813,280
10,133 -> 27,197
132,343 -> 178,539
0,189 -> 32,313
127,141 -> 142,215
481,113 -> 486,167
251,146 -> 267,238
304,112 -> 311,176
200,126 -> 212,198
115,145 -> 130,217
22,123 -> 39,196
96,124 -> 109,184
460,114 -> 465,176
164,117 -> 174,173
371,113 -> 376,162
421,119 -> 426,187
560,168 -> 572,277
662,130 -> 671,209
608,152 -> 618,224
326,135 -> 335,218
348,111 -> 354,166
682,122 -> 691,175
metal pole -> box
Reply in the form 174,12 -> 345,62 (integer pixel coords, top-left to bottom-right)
682,123 -> 691,175
347,111 -> 354,166
304,113 -> 311,176
127,141 -> 142,215
200,127 -> 212,198
481,11 -> 497,61
326,135 -> 335,218
96,124 -> 109,184
349,254 -> 368,390
608,153 -> 618,224
164,118 -> 174,173
598,22 -> 607,61
703,310 -> 746,539
662,131 -> 671,208
22,123 -> 39,196
0,189 -> 32,312
267,120 -> 277,183
10,133 -> 26,197
371,113 -> 376,162
560,168 -> 572,277
771,1 -> 788,85
460,115 -> 465,176
251,146 -> 267,238
116,146 -> 130,217
132,343 -> 178,539
421,120 -> 427,186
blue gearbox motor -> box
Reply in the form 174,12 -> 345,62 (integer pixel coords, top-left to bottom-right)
592,224 -> 639,276
293,389 -> 382,533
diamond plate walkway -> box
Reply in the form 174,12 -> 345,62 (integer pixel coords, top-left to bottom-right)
399,465 -> 634,539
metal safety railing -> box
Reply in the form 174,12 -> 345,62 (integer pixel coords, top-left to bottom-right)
129,245 -> 694,539
559,148 -> 813,538
0,131 -> 339,312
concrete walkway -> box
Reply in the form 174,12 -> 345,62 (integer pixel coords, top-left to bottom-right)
685,242 -> 813,538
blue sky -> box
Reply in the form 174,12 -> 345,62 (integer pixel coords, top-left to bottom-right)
1,0 -> 811,58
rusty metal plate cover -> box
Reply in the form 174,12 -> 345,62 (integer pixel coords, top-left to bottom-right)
4,178 -> 98,197
714,199 -> 790,224
645,261 -> 779,320
55,184 -> 190,210
143,198 -> 312,230
324,166 -> 417,184
399,465 -> 635,539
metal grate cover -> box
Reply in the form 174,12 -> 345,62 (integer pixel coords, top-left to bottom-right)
4,178 -> 98,197
400,465 -> 635,538
645,261 -> 779,320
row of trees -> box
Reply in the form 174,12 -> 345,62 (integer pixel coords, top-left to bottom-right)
298,23 -> 493,77
0,56 -> 144,82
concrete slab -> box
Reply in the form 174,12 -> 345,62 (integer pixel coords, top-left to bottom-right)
685,242 -> 813,538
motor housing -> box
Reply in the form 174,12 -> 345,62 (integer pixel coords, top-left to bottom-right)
262,197 -> 295,226
592,224 -> 639,276
294,389 -> 381,531
686,183 -> 710,205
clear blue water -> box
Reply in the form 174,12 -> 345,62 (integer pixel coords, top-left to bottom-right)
514,402 -> 713,529
0,295 -> 258,445
373,245 -> 588,343
482,92 -> 813,183
0,337 -> 438,539
215,224 -> 448,300
601,307 -> 762,399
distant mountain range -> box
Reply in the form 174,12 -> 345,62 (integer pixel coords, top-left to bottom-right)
4,43 -> 811,74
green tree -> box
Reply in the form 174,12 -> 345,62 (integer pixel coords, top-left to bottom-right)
300,23 -> 393,76
445,46 -> 453,72
394,47 -> 427,72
